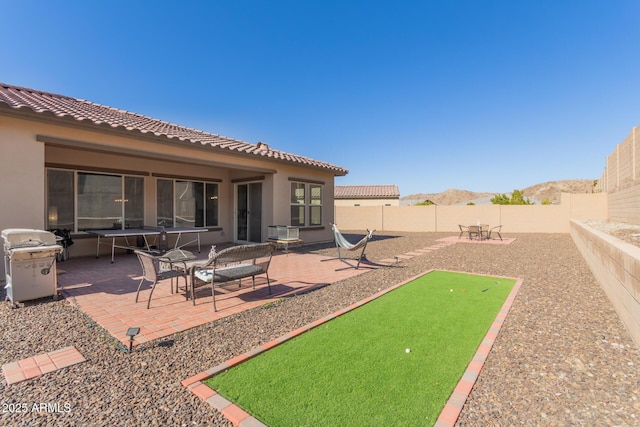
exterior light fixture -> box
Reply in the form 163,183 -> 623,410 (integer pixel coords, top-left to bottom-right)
126,327 -> 140,353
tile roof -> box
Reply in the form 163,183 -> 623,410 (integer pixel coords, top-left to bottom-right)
0,83 -> 348,175
335,185 -> 400,199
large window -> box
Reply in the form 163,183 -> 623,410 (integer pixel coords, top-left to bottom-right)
156,179 -> 218,228
46,169 -> 144,231
47,169 -> 74,230
290,182 -> 323,227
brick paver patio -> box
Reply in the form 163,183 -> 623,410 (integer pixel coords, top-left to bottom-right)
56,248 -> 377,347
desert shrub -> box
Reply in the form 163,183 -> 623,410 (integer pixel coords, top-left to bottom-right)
491,189 -> 533,205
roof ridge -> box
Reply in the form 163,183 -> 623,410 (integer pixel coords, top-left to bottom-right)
0,82 -> 77,100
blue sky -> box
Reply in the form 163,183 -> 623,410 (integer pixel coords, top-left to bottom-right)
3,1 -> 640,196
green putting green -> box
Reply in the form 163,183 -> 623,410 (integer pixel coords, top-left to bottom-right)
205,270 -> 516,426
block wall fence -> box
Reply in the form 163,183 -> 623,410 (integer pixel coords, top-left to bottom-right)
334,193 -> 608,233
599,125 -> 640,225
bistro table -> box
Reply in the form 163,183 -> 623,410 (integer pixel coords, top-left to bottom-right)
157,249 -> 197,295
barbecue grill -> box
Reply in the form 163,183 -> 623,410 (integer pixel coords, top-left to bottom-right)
2,228 -> 63,306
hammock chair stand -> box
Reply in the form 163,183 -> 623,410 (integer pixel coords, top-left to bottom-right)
322,224 -> 375,270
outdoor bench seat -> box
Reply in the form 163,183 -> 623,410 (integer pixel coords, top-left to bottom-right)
190,242 -> 276,311
193,263 -> 264,283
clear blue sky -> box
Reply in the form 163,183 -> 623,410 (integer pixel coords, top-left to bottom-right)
3,1 -> 639,196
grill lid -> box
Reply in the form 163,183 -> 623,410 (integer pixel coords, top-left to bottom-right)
2,228 -> 58,249
7,245 -> 63,260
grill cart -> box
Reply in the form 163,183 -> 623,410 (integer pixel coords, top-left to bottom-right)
2,228 -> 63,307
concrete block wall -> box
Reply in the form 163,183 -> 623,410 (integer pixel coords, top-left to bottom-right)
571,220 -> 640,347
600,125 -> 640,225
335,193 -> 607,233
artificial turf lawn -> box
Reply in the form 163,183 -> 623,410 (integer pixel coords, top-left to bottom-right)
205,270 -> 516,426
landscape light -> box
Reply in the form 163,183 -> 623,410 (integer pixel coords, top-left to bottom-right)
126,327 -> 140,353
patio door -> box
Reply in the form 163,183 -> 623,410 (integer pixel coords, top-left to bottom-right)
236,182 -> 262,243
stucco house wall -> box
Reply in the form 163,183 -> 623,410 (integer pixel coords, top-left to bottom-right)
0,84 -> 347,277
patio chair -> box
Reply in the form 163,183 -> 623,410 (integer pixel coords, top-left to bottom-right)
468,225 -> 481,240
458,225 -> 469,239
134,250 -> 189,309
325,224 -> 375,269
488,225 -> 503,241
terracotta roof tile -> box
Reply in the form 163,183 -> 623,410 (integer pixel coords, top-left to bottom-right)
335,185 -> 400,199
0,83 -> 348,175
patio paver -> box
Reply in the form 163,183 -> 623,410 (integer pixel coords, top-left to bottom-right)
57,250 -> 379,347
2,346 -> 86,385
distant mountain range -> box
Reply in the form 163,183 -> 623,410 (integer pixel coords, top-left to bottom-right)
400,179 -> 597,205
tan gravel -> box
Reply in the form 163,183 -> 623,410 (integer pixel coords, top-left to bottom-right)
1,231 -> 638,426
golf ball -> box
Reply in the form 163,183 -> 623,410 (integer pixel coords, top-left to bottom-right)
405,348 -> 411,353
450,289 -> 453,292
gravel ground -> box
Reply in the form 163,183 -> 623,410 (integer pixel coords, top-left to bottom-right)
1,231 -> 639,426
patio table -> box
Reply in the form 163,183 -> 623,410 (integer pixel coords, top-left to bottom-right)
86,227 -> 206,263
157,249 -> 197,296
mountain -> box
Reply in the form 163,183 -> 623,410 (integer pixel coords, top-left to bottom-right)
401,189 -> 492,206
521,179 -> 596,204
401,179 -> 596,205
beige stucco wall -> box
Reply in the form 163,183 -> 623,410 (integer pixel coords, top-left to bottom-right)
571,220 -> 640,347
0,115 -> 339,274
335,193 -> 607,233
272,163 -> 336,243
0,117 -> 46,232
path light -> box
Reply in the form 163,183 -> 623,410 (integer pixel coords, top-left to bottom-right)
126,327 -> 140,353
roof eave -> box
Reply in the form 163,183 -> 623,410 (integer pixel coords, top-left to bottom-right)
0,103 -> 349,176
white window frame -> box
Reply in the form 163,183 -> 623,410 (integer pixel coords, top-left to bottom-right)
46,167 -> 145,232
290,181 -> 323,227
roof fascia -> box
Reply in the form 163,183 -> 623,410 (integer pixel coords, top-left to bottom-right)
37,134 -> 278,174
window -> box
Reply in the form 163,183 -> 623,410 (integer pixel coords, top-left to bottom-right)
290,183 -> 306,226
156,179 -> 218,228
46,169 -> 144,231
290,182 -> 323,227
309,184 -> 322,226
47,169 -> 74,230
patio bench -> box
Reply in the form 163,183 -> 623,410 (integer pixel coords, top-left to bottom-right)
189,242 -> 276,311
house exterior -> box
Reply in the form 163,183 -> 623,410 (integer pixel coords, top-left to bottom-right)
334,185 -> 400,206
0,83 -> 348,266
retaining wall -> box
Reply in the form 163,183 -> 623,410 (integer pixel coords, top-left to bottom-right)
571,220 -> 640,347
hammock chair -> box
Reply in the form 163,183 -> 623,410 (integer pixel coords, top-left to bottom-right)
327,224 -> 375,269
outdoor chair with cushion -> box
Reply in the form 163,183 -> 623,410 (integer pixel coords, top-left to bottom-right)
134,250 -> 189,309
488,225 -> 503,241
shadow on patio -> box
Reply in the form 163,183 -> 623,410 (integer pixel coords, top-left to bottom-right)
56,248 -> 375,347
